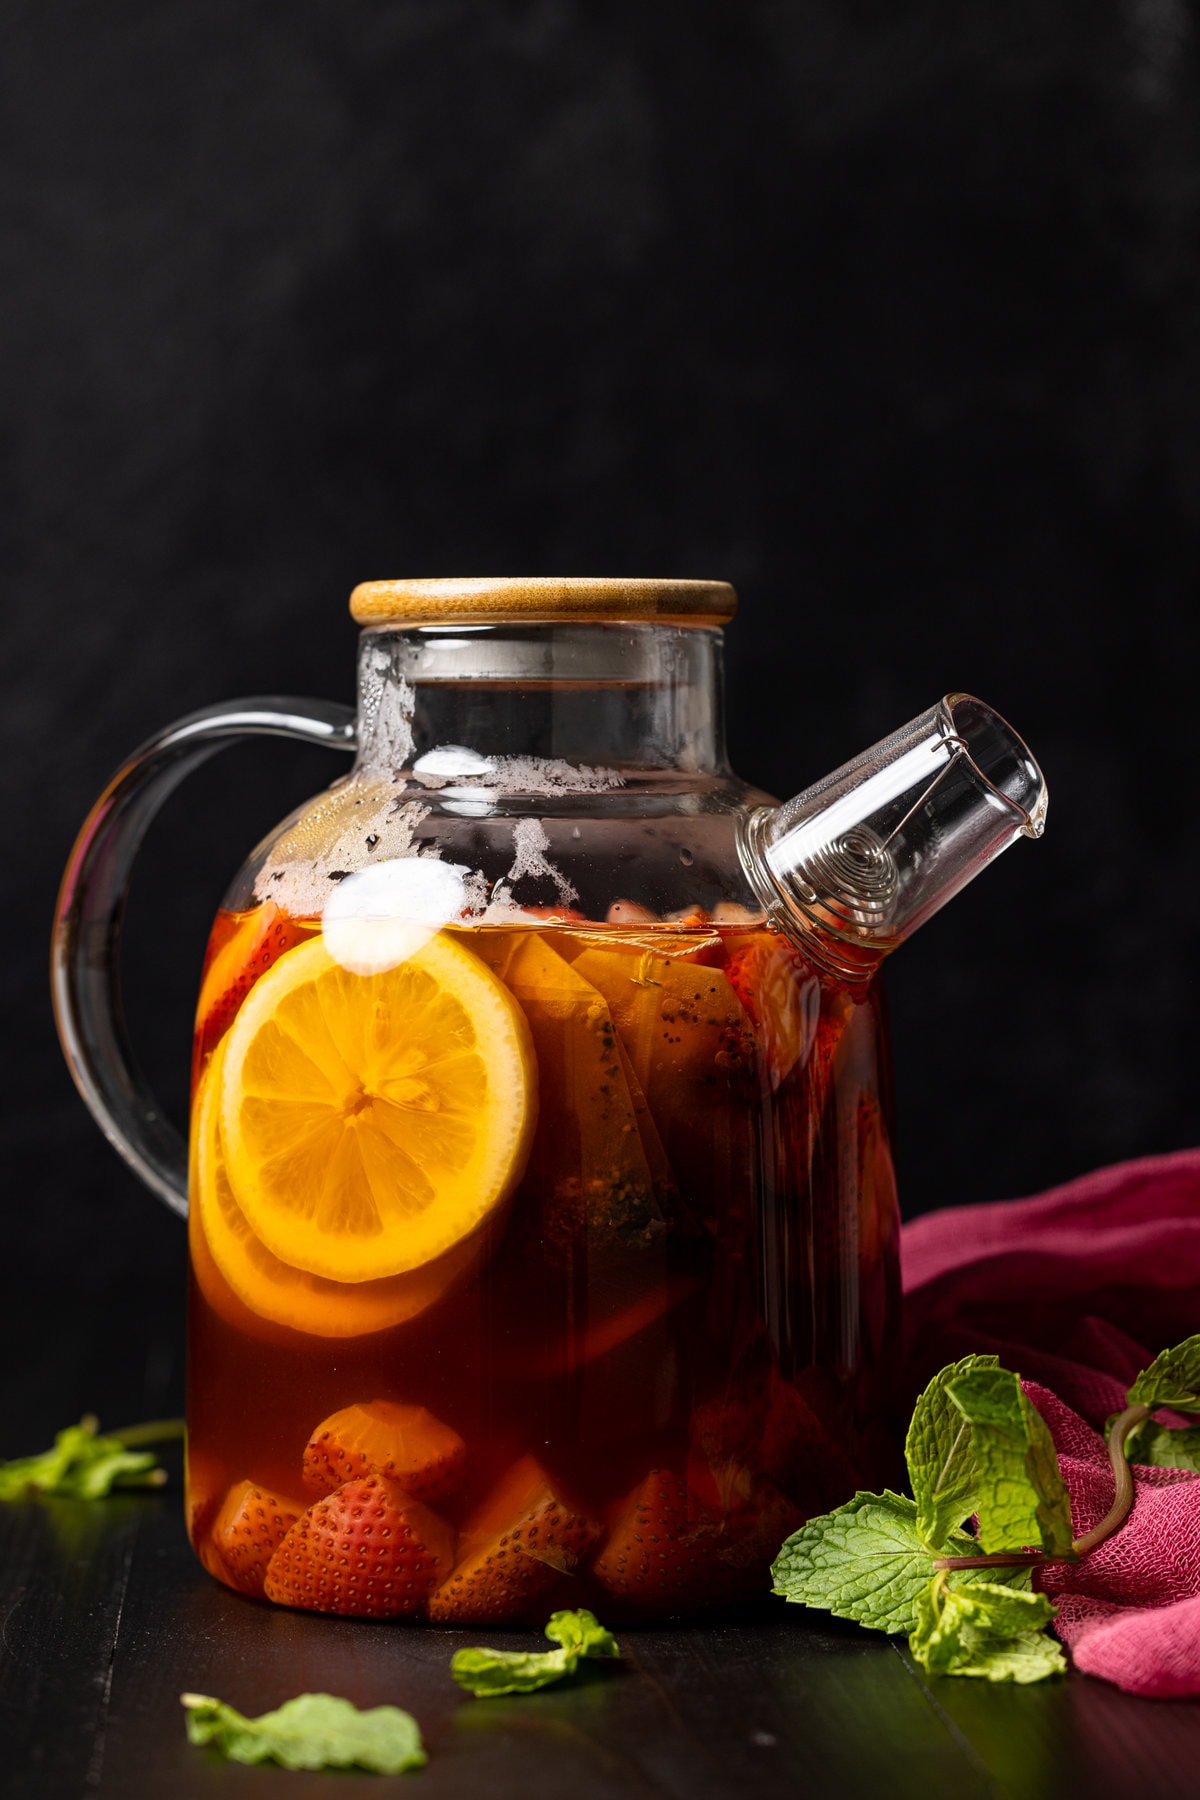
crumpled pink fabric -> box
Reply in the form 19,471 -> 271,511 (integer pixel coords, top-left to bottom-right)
900,1146 -> 1200,1697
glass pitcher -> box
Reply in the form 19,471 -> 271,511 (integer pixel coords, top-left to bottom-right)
52,577 -> 1046,1624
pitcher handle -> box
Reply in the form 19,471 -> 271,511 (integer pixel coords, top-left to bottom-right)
51,697 -> 357,1218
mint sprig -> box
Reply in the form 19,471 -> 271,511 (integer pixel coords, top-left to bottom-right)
774,1339 -> 1200,1681
451,1608 -> 619,1698
0,1416 -> 183,1500
773,1357 -> 1072,1682
182,1692 -> 426,1773
1108,1333 -> 1200,1472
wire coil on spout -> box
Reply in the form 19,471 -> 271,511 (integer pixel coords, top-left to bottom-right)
792,826 -> 898,934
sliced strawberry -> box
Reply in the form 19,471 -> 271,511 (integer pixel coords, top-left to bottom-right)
592,1468 -> 741,1614
684,1448 -> 756,1515
210,1478 -> 305,1597
758,1370 -> 862,1511
263,1475 -> 455,1618
302,1400 -> 466,1502
716,1481 -> 804,1581
723,934 -> 819,1089
194,902 -> 311,1066
606,899 -> 659,924
690,1389 -> 764,1473
428,1454 -> 601,1624
710,902 -> 764,925
689,1364 -> 862,1526
660,905 -> 712,928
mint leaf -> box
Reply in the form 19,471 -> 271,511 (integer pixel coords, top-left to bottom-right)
945,1368 -> 1074,1557
0,1417 -> 178,1500
181,1692 -> 426,1773
909,1577 -> 1065,1684
1120,1417 -> 1200,1473
770,1492 -> 1028,1634
772,1492 -> 931,1631
451,1610 -> 620,1699
905,1354 -> 999,1549
946,1634 -> 1068,1683
1127,1335 -> 1200,1414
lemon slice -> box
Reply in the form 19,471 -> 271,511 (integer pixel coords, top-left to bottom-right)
219,930 -> 535,1281
191,1046 -> 482,1337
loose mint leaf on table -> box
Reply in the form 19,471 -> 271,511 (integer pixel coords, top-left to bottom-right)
910,1578 -> 1066,1684
944,1367 -> 1075,1557
451,1608 -> 620,1698
770,1492 -> 1030,1635
905,1354 -> 1000,1549
0,1417 -> 182,1500
1118,1417 -> 1200,1473
1127,1334 -> 1200,1414
181,1692 -> 426,1773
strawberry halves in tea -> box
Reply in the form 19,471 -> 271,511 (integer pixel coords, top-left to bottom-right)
53,577 -> 1047,1623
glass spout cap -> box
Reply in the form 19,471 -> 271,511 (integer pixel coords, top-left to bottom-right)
740,694 -> 1047,980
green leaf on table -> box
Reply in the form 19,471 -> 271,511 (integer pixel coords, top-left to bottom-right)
181,1692 -> 426,1773
1127,1335 -> 1200,1415
905,1354 -> 999,1548
451,1608 -> 620,1698
1119,1417 -> 1200,1473
909,1576 -> 1066,1683
0,1416 -> 179,1500
770,1491 -> 1030,1635
945,1367 -> 1074,1557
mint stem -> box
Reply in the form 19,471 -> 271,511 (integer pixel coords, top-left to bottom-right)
932,1401 -> 1150,1573
109,1418 -> 186,1448
931,1549 -> 1057,1572
1069,1400 -> 1148,1555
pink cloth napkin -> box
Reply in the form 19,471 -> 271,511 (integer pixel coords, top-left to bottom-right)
900,1147 -> 1200,1697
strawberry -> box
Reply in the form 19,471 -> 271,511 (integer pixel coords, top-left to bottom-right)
263,1475 -> 454,1618
723,933 -> 819,1089
684,1446 -> 756,1515
716,1481 -> 804,1583
302,1401 -> 466,1502
210,1478 -> 305,1597
692,1366 -> 861,1518
592,1468 -> 741,1614
690,1387 -> 765,1473
605,899 -> 660,924
758,1371 -> 863,1511
660,905 -> 712,929
428,1454 -> 601,1624
194,903 -> 311,1065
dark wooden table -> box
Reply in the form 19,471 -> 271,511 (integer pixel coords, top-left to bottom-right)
5,1467 -> 1200,1799
3,1284 -> 1200,1800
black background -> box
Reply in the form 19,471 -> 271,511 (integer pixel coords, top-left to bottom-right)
3,2 -> 1199,1386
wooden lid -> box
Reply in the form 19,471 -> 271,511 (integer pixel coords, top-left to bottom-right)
349,577 -> 737,627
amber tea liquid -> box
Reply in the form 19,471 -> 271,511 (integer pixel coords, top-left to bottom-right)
186,904 -> 898,1623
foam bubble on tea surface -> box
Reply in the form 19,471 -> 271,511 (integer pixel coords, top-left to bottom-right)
322,857 -> 469,975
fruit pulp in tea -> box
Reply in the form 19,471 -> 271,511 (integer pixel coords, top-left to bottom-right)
186,901 -> 899,1623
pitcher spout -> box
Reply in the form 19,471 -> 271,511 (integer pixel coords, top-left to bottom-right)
738,694 -> 1047,982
